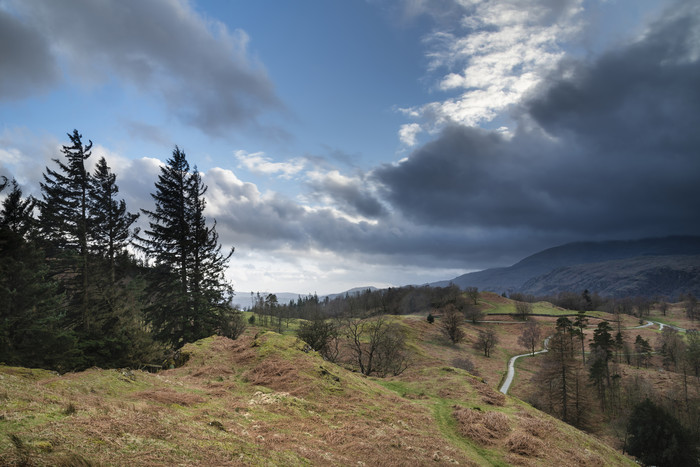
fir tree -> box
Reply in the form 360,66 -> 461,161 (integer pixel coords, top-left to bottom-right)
186,168 -> 234,341
0,189 -> 77,369
139,146 -> 192,345
84,157 -> 157,367
139,147 -> 234,347
88,157 -> 139,284
39,129 -> 93,331
0,178 -> 35,237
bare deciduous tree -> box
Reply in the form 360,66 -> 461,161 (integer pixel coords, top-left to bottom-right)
466,287 -> 479,305
474,327 -> 498,357
344,316 -> 409,376
440,306 -> 465,344
518,320 -> 542,355
514,301 -> 533,320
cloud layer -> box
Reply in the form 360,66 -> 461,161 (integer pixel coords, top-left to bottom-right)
377,0 -> 700,243
1,0 -> 281,136
1,0 -> 698,293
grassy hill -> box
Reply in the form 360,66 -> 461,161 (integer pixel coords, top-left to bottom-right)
0,316 -> 634,466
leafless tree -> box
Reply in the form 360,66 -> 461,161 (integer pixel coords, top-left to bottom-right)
514,301 -> 533,320
518,320 -> 542,355
343,316 -> 409,376
440,306 -> 465,344
465,287 -> 479,305
531,331 -> 589,427
474,327 -> 498,357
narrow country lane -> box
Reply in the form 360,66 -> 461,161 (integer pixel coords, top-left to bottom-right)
499,337 -> 550,395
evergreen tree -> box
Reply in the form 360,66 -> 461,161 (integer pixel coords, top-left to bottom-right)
139,148 -> 234,347
0,179 -> 35,237
589,321 -> 615,411
573,311 -> 589,363
84,157 -> 157,367
626,399 -> 697,467
139,147 -> 192,345
590,321 -> 615,361
185,168 -> 234,341
39,129 -> 92,331
88,157 -> 139,284
0,185 -> 77,369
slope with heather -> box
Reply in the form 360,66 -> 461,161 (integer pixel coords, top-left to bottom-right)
0,319 -> 634,466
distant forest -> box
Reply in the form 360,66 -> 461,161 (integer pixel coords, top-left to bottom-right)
0,130 -> 243,371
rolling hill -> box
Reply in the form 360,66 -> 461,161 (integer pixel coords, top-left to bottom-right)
0,322 -> 634,466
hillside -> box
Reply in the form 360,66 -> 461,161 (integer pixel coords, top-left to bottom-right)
437,236 -> 700,296
0,325 -> 633,466
520,255 -> 700,297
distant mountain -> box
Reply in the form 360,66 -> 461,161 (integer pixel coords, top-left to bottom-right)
436,236 -> 700,297
520,255 -> 700,298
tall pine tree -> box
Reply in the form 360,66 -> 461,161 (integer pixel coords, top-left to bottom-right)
139,147 -> 234,347
187,168 -> 234,340
82,156 -> 157,367
89,157 -> 139,284
39,129 -> 92,332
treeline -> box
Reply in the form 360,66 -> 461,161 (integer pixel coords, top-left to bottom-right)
248,284 -> 480,325
0,130 -> 243,372
511,288 -> 699,322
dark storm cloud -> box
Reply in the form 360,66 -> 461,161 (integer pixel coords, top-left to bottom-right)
0,9 -> 59,99
375,0 -> 700,247
4,0 -> 281,136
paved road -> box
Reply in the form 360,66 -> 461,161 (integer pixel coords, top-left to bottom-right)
499,337 -> 550,395
648,320 -> 685,332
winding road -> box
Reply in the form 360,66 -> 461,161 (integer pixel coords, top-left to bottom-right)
499,337 -> 550,395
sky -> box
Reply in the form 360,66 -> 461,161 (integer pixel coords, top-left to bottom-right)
1,0 -> 699,297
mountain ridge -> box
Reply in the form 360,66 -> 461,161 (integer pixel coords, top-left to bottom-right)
435,235 -> 700,297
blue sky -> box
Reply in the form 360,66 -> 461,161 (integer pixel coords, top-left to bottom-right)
1,0 -> 699,297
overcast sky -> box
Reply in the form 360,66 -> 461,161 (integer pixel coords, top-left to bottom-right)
1,0 -> 698,296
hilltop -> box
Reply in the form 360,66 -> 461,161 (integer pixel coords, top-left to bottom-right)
0,315 -> 633,466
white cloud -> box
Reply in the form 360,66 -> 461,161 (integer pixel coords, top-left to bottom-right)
398,123 -> 422,146
234,150 -> 305,179
402,0 -> 583,130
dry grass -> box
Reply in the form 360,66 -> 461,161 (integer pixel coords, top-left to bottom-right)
132,387 -> 205,406
453,407 -> 511,445
0,318 -> 637,466
505,431 -> 544,456
475,380 -> 506,406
